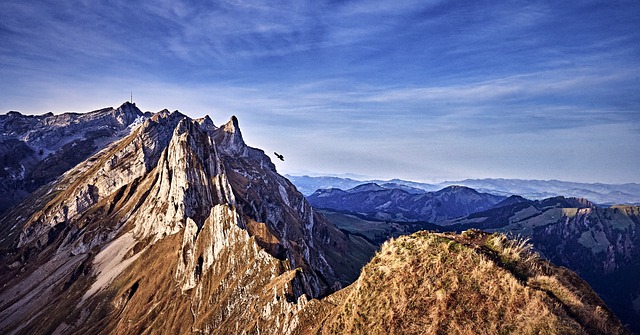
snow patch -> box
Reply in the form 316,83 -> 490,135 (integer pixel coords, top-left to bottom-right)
128,115 -> 147,130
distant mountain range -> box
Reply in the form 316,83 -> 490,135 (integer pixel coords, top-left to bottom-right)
307,183 -> 505,223
286,175 -> 640,205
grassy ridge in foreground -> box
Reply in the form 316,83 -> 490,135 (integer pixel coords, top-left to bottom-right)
316,230 -> 628,334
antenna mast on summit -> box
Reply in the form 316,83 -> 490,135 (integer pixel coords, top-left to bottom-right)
130,91 -> 133,103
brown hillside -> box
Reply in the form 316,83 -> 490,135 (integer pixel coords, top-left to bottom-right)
313,230 -> 628,335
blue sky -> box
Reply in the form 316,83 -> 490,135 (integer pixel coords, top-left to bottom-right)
1,0 -> 639,184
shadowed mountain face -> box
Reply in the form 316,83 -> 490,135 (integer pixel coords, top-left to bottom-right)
0,102 -> 145,214
307,183 -> 505,223
0,108 -> 374,334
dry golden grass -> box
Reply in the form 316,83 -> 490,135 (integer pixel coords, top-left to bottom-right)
318,230 -> 628,335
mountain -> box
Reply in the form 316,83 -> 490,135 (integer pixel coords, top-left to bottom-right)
446,178 -> 640,205
0,104 -> 629,334
287,175 -> 640,205
307,183 -> 505,223
0,107 -> 375,334
447,197 -> 640,333
316,188 -> 640,333
441,196 -> 595,229
0,102 -> 147,214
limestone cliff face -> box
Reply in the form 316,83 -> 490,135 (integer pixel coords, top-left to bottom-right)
0,106 -> 373,334
212,116 -> 366,297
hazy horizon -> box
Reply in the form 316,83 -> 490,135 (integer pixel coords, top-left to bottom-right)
282,171 -> 640,186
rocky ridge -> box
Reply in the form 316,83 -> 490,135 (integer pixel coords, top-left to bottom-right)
0,102 -> 146,214
0,106 -> 374,334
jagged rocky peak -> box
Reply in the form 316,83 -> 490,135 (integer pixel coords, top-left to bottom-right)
213,115 -> 246,155
195,114 -> 217,132
111,101 -> 144,126
0,105 -> 375,334
148,108 -> 185,123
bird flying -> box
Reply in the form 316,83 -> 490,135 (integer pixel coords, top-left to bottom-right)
274,152 -> 284,161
